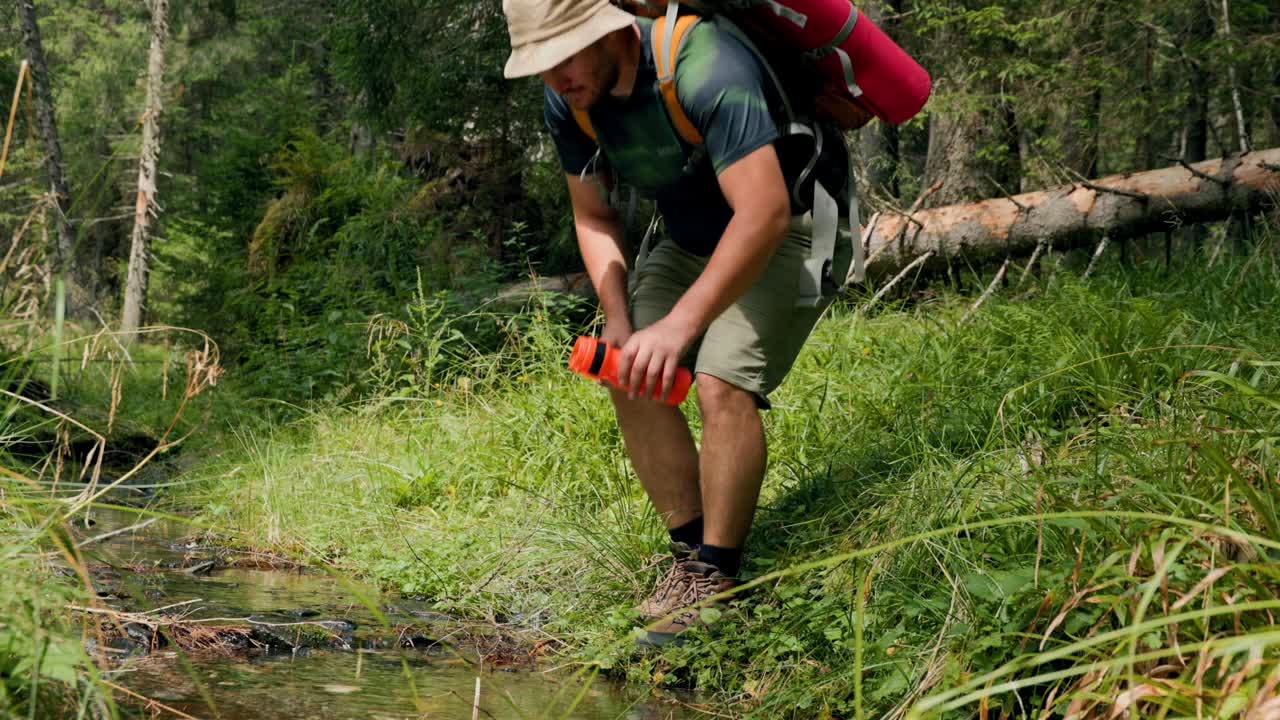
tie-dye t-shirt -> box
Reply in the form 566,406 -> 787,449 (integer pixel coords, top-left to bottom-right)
544,17 -> 794,256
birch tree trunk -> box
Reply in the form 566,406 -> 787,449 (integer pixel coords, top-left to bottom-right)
121,0 -> 169,339
1217,0 -> 1250,153
17,0 -> 89,309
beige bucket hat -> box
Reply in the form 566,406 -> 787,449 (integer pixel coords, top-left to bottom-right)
503,0 -> 636,79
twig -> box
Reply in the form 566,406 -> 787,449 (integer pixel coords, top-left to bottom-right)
984,172 -> 1028,212
1062,164 -> 1150,202
1083,234 -> 1110,279
141,598 -> 203,615
75,516 -> 158,547
906,180 -> 943,218
473,676 -> 482,720
1016,240 -> 1048,289
1166,156 -> 1232,187
961,258 -> 1009,324
1078,179 -> 1151,202
100,679 -> 203,720
852,211 -> 882,283
1208,214 -> 1232,269
78,213 -> 134,229
875,180 -> 944,257
0,61 -> 30,183
860,251 -> 933,314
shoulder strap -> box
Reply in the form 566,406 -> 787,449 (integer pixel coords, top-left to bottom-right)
566,6 -> 702,148
571,107 -> 596,142
653,5 -> 703,146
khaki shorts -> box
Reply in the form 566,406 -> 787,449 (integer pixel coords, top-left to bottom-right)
629,215 -> 853,409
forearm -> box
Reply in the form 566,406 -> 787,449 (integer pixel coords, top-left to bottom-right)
668,205 -> 790,335
575,214 -> 632,327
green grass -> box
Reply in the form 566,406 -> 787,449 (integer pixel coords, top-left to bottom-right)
1,314 -> 233,719
181,244 -> 1279,717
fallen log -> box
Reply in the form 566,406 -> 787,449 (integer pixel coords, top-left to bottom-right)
863,148 -> 1279,278
498,148 -> 1280,301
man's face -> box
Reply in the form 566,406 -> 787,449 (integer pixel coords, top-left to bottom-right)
539,36 -> 619,111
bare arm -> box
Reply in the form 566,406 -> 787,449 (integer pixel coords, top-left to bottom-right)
565,172 -> 633,341
667,143 -> 791,336
617,143 -> 791,400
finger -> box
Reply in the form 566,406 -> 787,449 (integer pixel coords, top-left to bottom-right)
616,338 -> 637,390
658,355 -> 678,403
643,355 -> 664,401
628,347 -> 652,400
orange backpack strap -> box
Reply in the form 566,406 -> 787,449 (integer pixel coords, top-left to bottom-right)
652,8 -> 704,146
571,107 -> 597,143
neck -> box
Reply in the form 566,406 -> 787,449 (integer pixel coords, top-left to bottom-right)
610,23 -> 642,98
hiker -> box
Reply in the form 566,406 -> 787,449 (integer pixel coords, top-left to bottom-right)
501,0 -> 856,646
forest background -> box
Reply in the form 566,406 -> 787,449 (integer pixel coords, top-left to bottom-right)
2,0 -> 1280,717
2,0 -> 1276,398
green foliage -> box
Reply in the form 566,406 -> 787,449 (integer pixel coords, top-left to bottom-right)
0,337 -> 111,719
168,129 -> 574,400
327,0 -> 541,142
192,228 -> 1280,716
0,503 -> 105,719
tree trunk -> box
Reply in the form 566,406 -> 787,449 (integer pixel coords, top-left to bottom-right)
1062,87 -> 1102,178
857,0 -> 900,202
17,0 -> 89,309
923,83 -> 1019,207
1182,2 -> 1214,252
1133,16 -> 1156,171
1183,8 -> 1212,163
1270,6 -> 1280,148
499,150 -> 1280,301
863,149 -> 1279,276
121,0 -> 169,339
1217,0 -> 1250,153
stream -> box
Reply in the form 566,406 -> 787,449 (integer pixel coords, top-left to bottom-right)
69,507 -> 696,720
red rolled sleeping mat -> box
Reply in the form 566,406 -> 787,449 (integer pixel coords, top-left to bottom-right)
730,0 -> 931,126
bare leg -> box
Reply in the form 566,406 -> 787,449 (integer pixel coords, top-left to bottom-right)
694,374 -> 766,548
609,388 -> 702,529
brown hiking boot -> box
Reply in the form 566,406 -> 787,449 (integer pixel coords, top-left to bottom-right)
638,560 -> 738,647
633,542 -> 698,621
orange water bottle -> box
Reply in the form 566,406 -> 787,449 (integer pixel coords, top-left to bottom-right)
568,336 -> 693,406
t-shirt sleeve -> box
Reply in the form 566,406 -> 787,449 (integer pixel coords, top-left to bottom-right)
543,85 -> 602,177
674,22 -> 780,175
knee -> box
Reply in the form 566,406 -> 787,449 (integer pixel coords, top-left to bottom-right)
695,374 -> 758,422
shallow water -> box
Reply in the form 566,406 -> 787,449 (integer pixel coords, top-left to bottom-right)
72,507 -> 694,720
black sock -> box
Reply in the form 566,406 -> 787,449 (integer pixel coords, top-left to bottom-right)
696,543 -> 742,578
668,516 -> 703,548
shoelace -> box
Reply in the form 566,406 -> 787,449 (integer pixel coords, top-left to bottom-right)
648,555 -> 697,604
661,571 -> 727,629
674,570 -> 721,607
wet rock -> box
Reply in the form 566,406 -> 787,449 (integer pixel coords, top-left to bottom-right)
248,617 -> 356,653
317,618 -> 357,632
123,622 -> 161,650
384,601 -> 452,625
182,559 -> 219,576
281,608 -> 320,618
399,633 -> 439,650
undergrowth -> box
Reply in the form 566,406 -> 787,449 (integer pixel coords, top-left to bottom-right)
187,241 -> 1280,718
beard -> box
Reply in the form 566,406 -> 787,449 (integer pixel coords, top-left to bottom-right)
568,41 -> 620,111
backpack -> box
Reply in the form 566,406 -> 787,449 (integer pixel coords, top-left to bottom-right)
575,0 -> 931,300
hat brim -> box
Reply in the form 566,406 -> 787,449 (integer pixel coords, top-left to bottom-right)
504,4 -> 635,79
